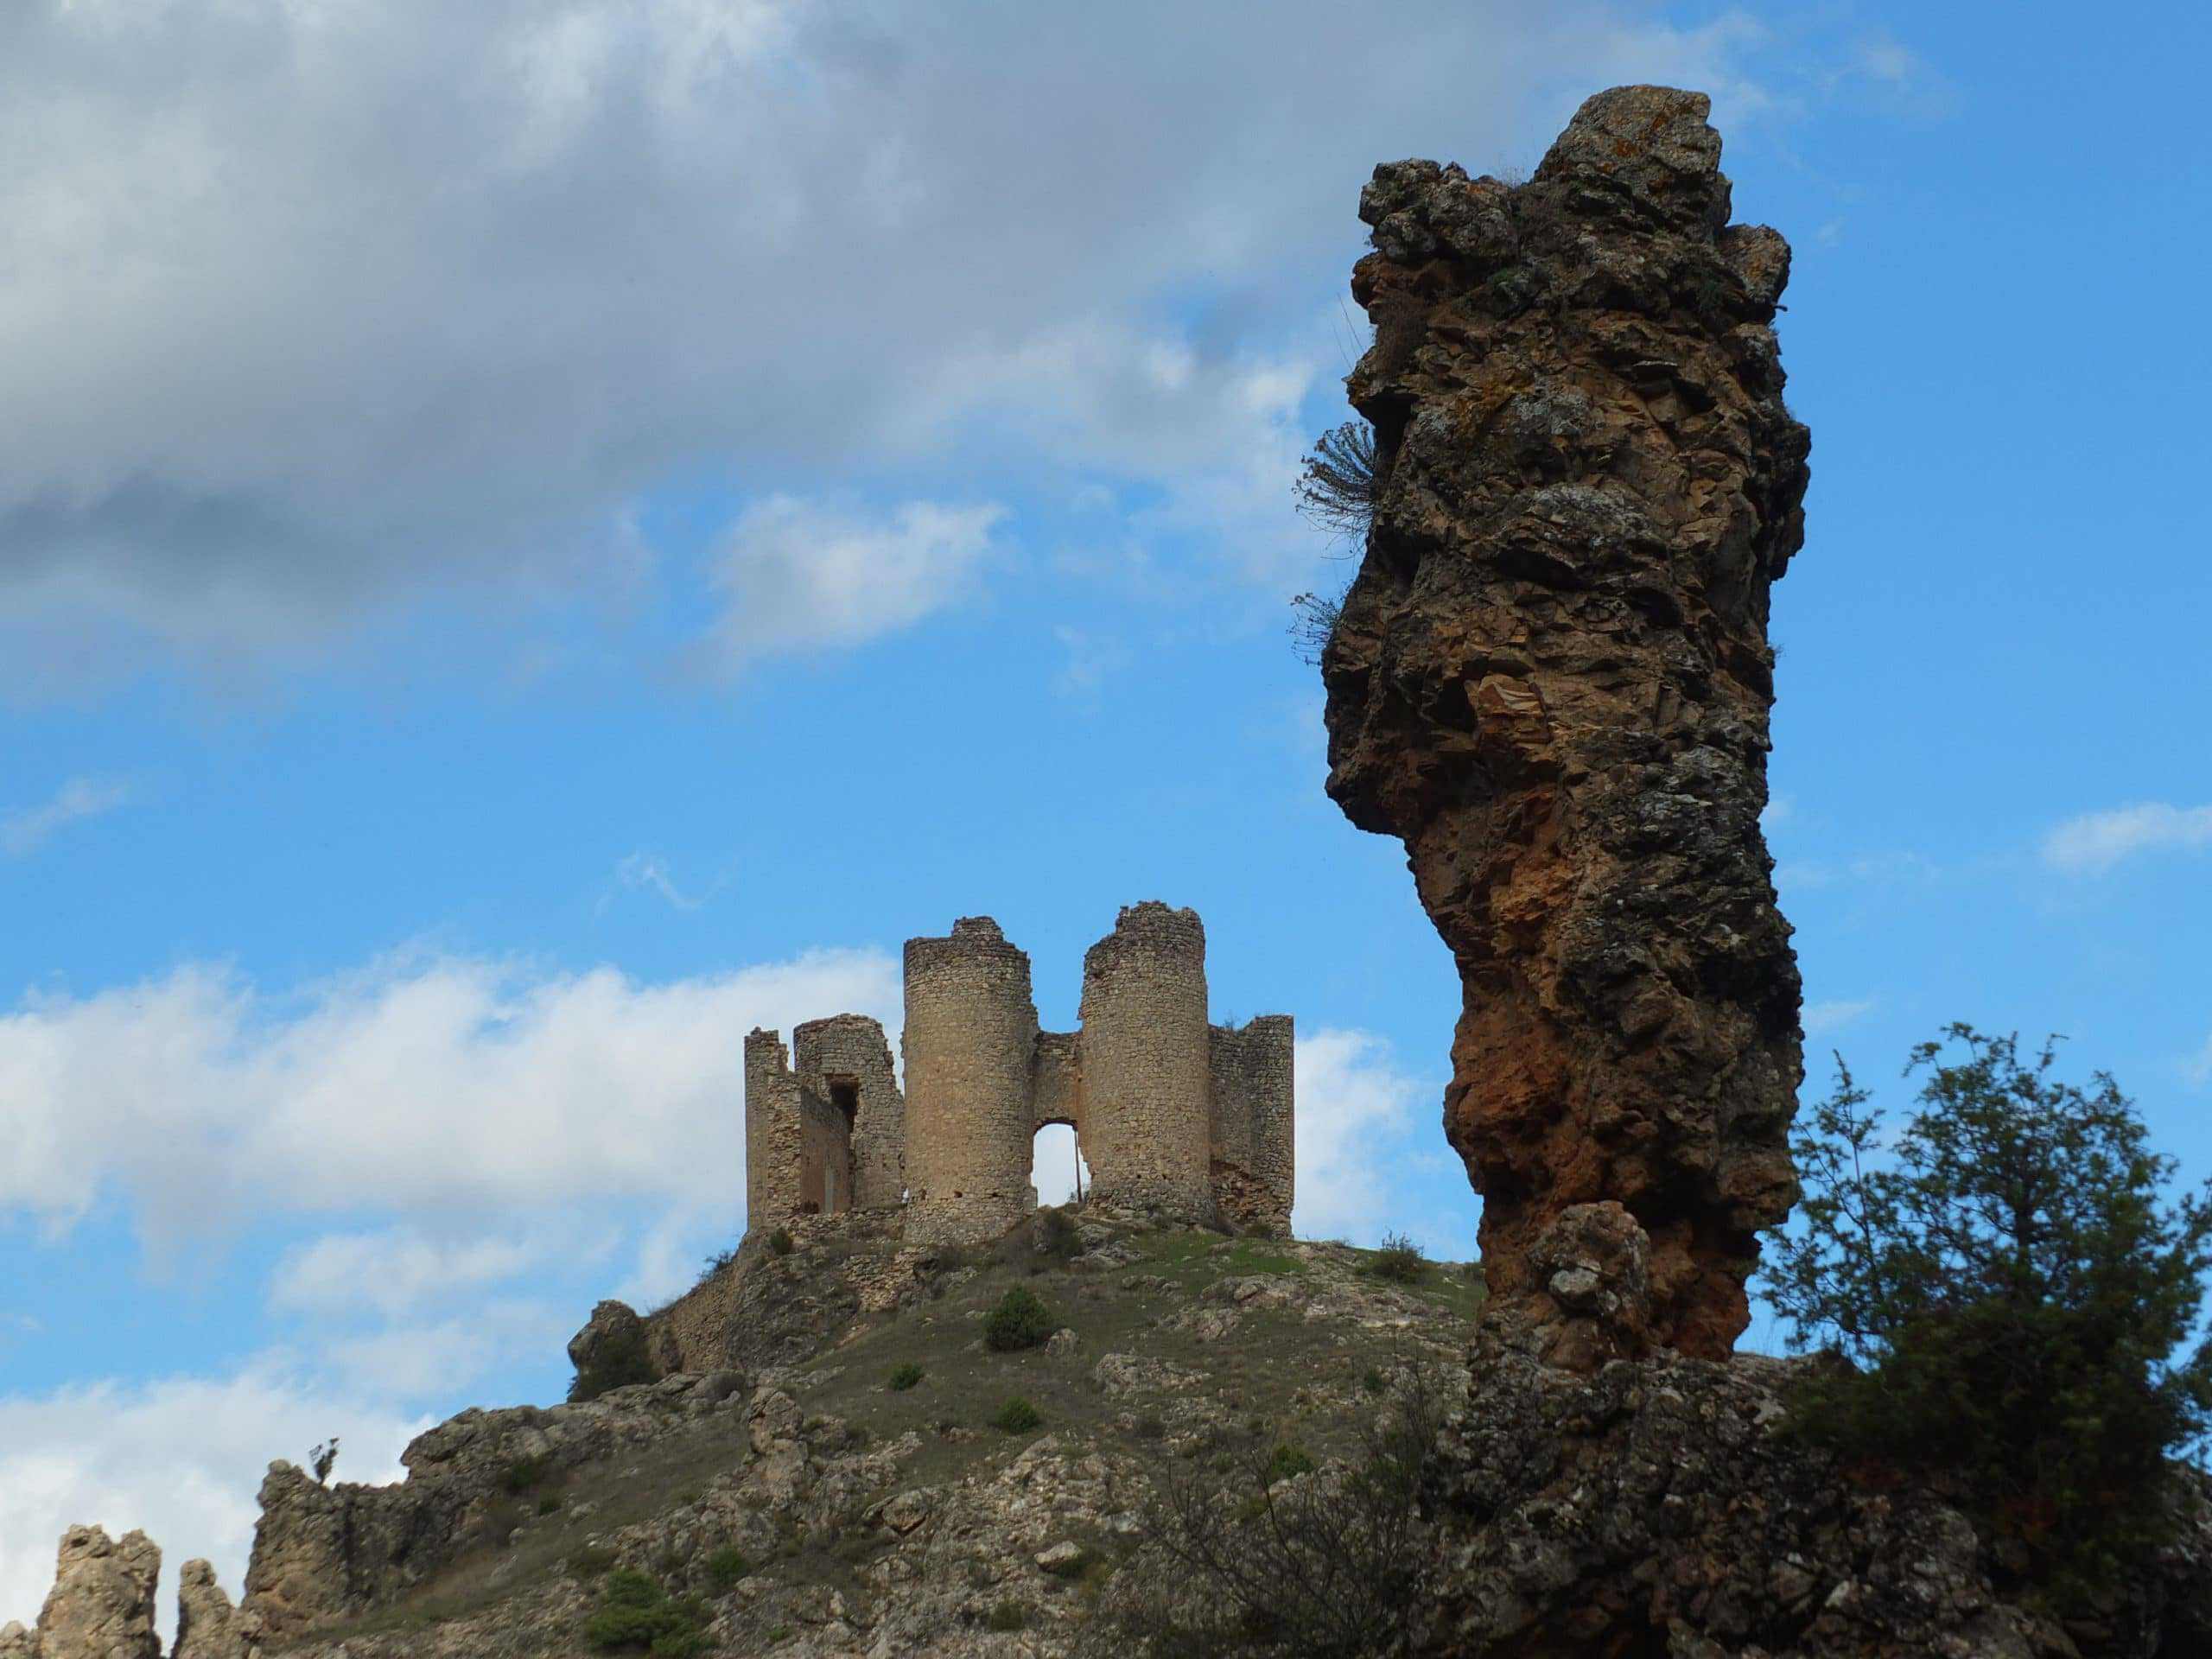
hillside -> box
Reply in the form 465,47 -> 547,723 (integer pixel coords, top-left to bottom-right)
246,1211 -> 1483,1658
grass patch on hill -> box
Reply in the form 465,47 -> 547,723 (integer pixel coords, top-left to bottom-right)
268,1218 -> 1484,1654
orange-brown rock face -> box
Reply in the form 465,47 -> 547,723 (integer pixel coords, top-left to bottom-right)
1321,87 -> 1809,1367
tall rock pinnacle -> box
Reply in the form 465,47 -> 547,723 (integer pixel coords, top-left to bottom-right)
1321,87 -> 1810,1365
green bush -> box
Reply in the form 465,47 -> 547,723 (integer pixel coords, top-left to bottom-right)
702,1545 -> 748,1592
1099,1363 -> 1450,1657
568,1325 -> 658,1404
582,1568 -> 709,1656
889,1362 -> 925,1392
1263,1442 -> 1316,1484
993,1395 -> 1042,1434
500,1455 -> 548,1495
983,1287 -> 1055,1351
536,1495 -> 562,1516
567,1544 -> 618,1579
1039,1206 -> 1083,1261
767,1228 -> 795,1256
1762,1027 -> 2212,1603
1359,1367 -> 1386,1395
985,1599 -> 1028,1632
1366,1231 -> 1427,1284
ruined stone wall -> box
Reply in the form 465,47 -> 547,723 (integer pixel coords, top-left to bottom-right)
744,1030 -> 804,1232
901,918 -> 1039,1244
1207,1015 -> 1295,1235
793,1014 -> 905,1210
796,1086 -> 849,1214
1077,902 -> 1215,1220
1031,1030 -> 1084,1132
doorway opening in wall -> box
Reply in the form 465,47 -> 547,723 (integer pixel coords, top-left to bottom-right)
1032,1122 -> 1091,1210
828,1078 -> 859,1133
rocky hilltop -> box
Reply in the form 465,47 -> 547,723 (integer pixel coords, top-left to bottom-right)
1321,84 -> 1808,1365
3,1211 -> 1488,1659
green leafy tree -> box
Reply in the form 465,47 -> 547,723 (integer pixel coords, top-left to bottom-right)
1761,1025 -> 2212,1596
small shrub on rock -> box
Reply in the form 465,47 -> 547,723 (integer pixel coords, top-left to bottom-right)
1366,1231 -> 1427,1284
993,1395 -> 1043,1434
582,1568 -> 709,1656
984,1287 -> 1055,1351
702,1545 -> 748,1592
766,1227 -> 795,1256
1039,1206 -> 1083,1261
1264,1442 -> 1317,1484
985,1599 -> 1028,1632
569,1323 -> 657,1404
501,1455 -> 548,1494
889,1362 -> 925,1392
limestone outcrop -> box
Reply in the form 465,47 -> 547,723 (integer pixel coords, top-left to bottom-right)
1413,1334 -> 2212,1658
1320,85 -> 1811,1362
171,1560 -> 247,1659
14,1525 -> 162,1659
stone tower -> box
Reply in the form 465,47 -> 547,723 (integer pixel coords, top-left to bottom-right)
742,904 -> 1295,1247
899,917 -> 1043,1246
1077,902 -> 1215,1217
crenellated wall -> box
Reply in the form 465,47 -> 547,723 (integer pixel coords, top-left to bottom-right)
743,904 -> 1294,1246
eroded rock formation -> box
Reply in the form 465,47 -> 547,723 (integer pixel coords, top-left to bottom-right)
1413,1333 -> 2212,1656
1321,86 -> 1810,1363
171,1560 -> 247,1659
9,1525 -> 162,1659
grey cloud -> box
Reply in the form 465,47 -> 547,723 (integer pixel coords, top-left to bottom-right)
0,0 -> 1776,689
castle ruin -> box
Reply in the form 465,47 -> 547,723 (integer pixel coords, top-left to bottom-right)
745,902 -> 1294,1245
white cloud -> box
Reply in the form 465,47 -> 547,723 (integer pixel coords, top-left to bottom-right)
270,1229 -> 551,1319
608,852 -> 710,912
0,1366 -> 428,1641
2041,803 -> 2212,876
1294,1027 -> 1443,1247
0,0 -> 1790,690
0,945 -> 901,1245
1774,849 -> 1942,892
702,496 -> 1006,671
1030,1122 -> 1092,1209
1804,997 -> 1876,1037
2185,1032 -> 2212,1090
1052,626 -> 1132,700
322,1303 -> 575,1400
1,776 -> 132,856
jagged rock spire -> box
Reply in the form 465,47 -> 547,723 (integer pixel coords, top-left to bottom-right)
1322,86 -> 1810,1365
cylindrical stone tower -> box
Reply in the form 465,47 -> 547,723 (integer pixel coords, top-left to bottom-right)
1078,901 -> 1214,1220
901,917 -> 1039,1245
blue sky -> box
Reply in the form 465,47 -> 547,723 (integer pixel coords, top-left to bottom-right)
3,0 -> 2209,1630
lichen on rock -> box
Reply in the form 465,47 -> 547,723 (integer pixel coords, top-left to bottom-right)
1320,85 -> 1812,1363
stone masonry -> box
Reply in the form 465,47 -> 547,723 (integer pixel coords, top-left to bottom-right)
745,903 -> 1294,1246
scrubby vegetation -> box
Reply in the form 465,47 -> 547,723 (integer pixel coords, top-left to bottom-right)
1365,1231 -> 1427,1284
582,1568 -> 709,1656
992,1395 -> 1043,1433
1039,1206 -> 1084,1261
569,1323 -> 657,1403
1094,1367 -> 1448,1658
983,1285 -> 1056,1351
766,1228 -> 795,1257
888,1361 -> 925,1392
1764,1025 -> 2212,1601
